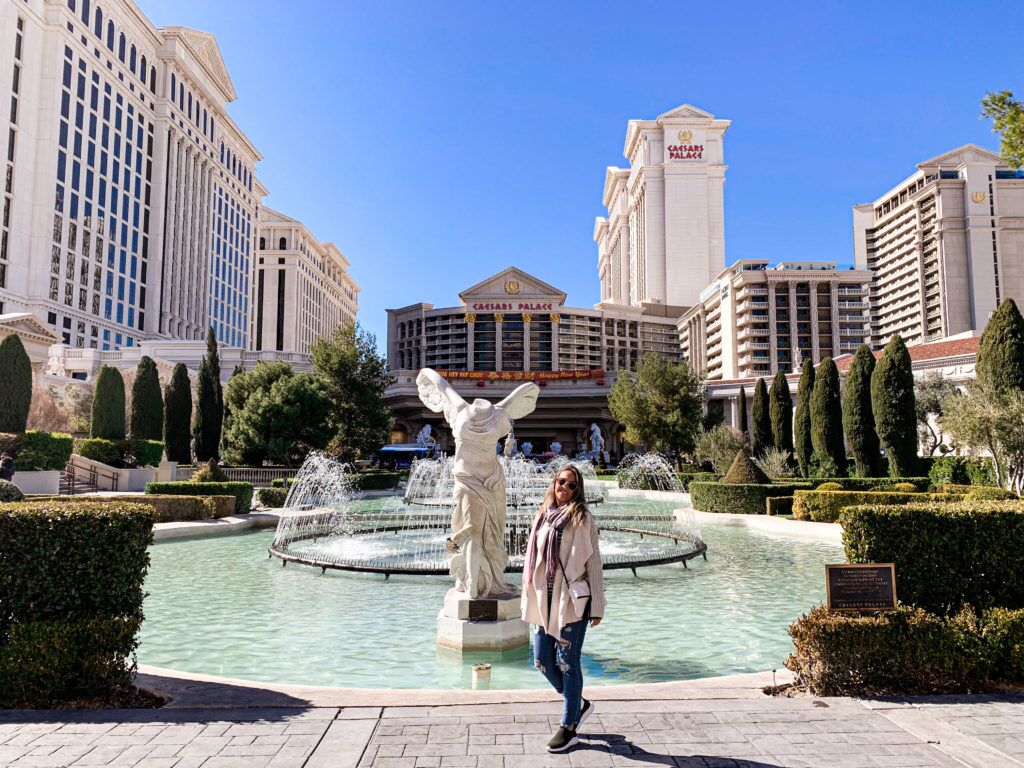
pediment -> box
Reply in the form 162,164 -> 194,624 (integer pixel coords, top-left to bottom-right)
0,313 -> 60,343
917,143 -> 1003,170
170,28 -> 237,102
459,267 -> 567,304
657,103 -> 715,121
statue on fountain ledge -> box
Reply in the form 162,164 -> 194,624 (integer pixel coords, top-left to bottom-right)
417,368 -> 539,599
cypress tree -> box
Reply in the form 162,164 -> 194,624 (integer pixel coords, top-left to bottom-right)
751,378 -> 773,457
737,385 -> 748,438
164,363 -> 192,465
842,344 -> 880,477
0,334 -> 33,433
91,365 -> 126,440
811,358 -> 845,475
871,335 -> 918,477
794,362 -> 815,477
976,298 -> 1024,393
769,370 -> 794,454
129,356 -> 164,441
192,328 -> 224,462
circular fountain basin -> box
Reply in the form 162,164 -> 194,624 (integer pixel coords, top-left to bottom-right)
139,496 -> 840,690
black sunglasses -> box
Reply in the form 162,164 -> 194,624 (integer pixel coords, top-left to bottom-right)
556,478 -> 578,491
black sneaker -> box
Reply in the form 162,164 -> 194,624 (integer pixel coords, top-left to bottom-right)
546,725 -> 579,753
578,697 -> 594,728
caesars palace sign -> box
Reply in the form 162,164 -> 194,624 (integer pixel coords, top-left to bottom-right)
468,279 -> 558,312
668,129 -> 703,161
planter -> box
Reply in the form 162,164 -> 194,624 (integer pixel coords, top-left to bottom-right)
11,470 -> 60,495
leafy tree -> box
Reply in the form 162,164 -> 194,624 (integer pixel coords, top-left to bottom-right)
694,426 -> 746,474
942,383 -> 1024,493
129,356 -> 163,441
192,328 -> 223,462
311,323 -> 394,462
976,298 -> 1024,393
871,335 -> 918,477
916,371 -> 958,456
811,358 -> 845,474
982,90 -> 1024,169
0,334 -> 32,433
768,371 -> 793,454
163,364 -> 192,465
703,399 -> 725,432
609,354 -> 705,464
750,378 -> 772,457
223,362 -> 333,466
737,385 -> 748,439
842,344 -> 880,477
794,363 -> 815,477
90,365 -> 126,440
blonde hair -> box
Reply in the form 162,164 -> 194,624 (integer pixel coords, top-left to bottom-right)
541,464 -> 588,526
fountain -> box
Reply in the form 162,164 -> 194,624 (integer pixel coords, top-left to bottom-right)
617,452 -> 685,492
269,371 -> 706,651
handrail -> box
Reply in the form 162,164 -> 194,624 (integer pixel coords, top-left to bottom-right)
64,456 -> 119,494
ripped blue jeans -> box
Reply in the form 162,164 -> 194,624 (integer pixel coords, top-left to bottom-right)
532,604 -> 590,727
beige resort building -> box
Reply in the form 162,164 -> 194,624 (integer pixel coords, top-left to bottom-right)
384,267 -> 682,458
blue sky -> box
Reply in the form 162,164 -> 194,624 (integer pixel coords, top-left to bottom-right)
137,0 -> 1023,348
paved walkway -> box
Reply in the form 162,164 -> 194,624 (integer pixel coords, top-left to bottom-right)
2,689 -> 1022,768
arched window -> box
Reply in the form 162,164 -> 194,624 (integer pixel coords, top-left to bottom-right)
67,0 -> 76,12
278,237 -> 286,250
187,92 -> 192,119
170,73 -> 176,101
93,7 -> 102,37
129,45 -> 136,72
81,0 -> 89,24
259,237 -> 265,250
106,20 -> 114,50
209,117 -> 215,139
139,54 -> 146,82
219,142 -> 224,163
118,33 -> 125,62
149,66 -> 156,94
202,109 -> 207,133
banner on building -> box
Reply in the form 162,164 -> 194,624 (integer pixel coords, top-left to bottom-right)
431,369 -> 605,382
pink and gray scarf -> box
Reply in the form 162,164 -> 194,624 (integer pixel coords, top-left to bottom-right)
523,505 -> 572,588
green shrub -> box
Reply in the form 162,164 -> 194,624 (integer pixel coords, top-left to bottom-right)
812,476 -> 930,492
930,456 -> 968,486
28,494 -> 215,522
722,450 -> 769,484
891,482 -> 919,493
766,496 -> 794,516
793,489 -> 930,523
966,458 -> 997,487
129,356 -> 163,441
935,483 -> 974,494
163,363 -> 192,465
90,366 -> 126,440
0,500 -> 154,706
127,439 -> 163,468
76,437 -> 122,466
145,481 -> 253,514
981,607 -> 1024,680
816,482 -> 843,491
679,472 -> 719,491
967,486 -> 1018,501
786,605 -> 987,696
192,458 -> 228,482
0,479 -> 23,502
689,481 -> 811,515
872,335 -> 918,477
0,335 -> 32,433
256,487 -> 289,507
270,476 -> 297,488
17,431 -> 73,471
350,471 -> 400,491
841,500 -> 1024,614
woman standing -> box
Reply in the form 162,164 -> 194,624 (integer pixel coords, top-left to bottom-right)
522,464 -> 606,753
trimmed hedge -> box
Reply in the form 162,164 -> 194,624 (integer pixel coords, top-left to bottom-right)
811,477 -> 930,492
6,431 -> 74,471
270,476 -> 296,488
841,500 -> 1024,614
967,487 -> 1018,501
792,489 -> 953,523
786,605 -> 989,696
982,607 -> 1024,680
350,471 -> 401,491
27,494 -> 228,522
76,437 -> 122,466
689,481 -> 811,515
127,439 -> 164,468
145,481 -> 252,513
930,456 -> 999,487
679,472 -> 720,491
766,496 -> 794,516
256,487 -> 288,507
0,500 -> 154,706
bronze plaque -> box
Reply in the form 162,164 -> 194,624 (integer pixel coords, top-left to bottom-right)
467,600 -> 498,622
826,563 -> 897,611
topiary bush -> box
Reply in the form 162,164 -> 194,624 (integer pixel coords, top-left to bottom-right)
29,494 -> 216,522
126,439 -> 163,468
891,482 -> 919,493
690,481 -> 811,515
0,334 -> 32,433
270,477 -> 296,488
793,489 -> 934,523
128,356 -> 163,442
145,481 -> 253,514
679,472 -> 720,491
786,605 -> 987,696
350,471 -> 401,491
163,363 -> 192,465
841,500 -> 1024,614
930,456 -> 968,486
815,482 -> 843,491
75,437 -> 122,466
256,487 -> 288,507
812,476 -> 930,492
722,450 -> 769,484
90,366 -> 126,441
0,479 -> 24,502
191,457 -> 228,482
0,500 -> 154,707
766,496 -> 794,516
967,486 -> 1018,501
17,430 -> 73,471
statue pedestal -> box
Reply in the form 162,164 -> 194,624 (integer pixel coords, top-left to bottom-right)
436,588 -> 531,652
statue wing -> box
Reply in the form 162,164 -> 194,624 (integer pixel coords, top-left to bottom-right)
416,368 -> 467,425
497,382 -> 540,421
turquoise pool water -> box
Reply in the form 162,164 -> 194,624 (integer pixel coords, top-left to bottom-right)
139,511 -> 841,689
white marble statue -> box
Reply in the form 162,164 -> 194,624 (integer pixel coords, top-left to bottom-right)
503,428 -> 517,458
521,441 -> 533,456
550,441 -> 561,455
590,423 -> 605,455
416,368 -> 540,598
415,424 -> 436,447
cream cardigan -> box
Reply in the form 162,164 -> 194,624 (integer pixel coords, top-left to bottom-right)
520,508 -> 607,642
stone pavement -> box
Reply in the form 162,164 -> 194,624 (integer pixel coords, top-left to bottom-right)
1,694 -> 1022,768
